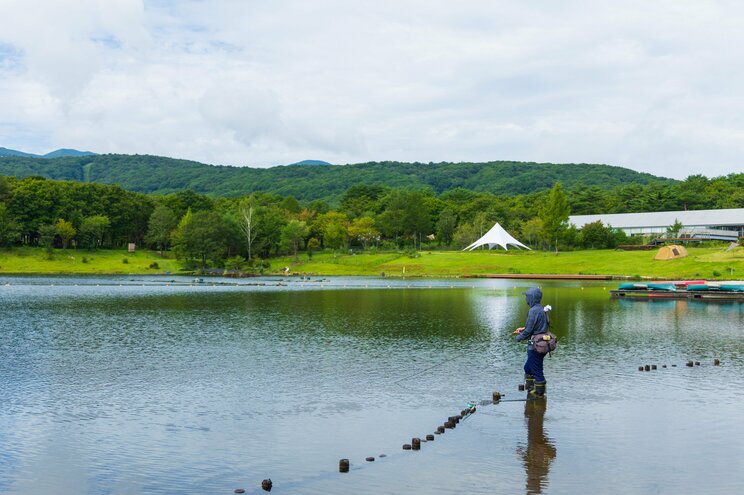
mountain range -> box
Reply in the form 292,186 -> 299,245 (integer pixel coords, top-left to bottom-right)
0,152 -> 673,203
0,147 -> 97,159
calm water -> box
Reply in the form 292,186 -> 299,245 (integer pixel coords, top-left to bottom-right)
1,276 -> 743,495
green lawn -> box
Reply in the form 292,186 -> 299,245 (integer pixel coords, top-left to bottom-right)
0,247 -> 181,275
273,246 -> 744,280
1,245 -> 742,279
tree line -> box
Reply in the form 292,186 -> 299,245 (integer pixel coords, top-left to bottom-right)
0,173 -> 742,270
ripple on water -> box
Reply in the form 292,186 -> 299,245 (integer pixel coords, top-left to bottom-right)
0,278 -> 742,494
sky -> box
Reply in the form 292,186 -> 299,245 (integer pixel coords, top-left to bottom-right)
1,0 -> 743,179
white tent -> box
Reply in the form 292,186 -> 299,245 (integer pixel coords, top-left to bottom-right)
463,222 -> 531,251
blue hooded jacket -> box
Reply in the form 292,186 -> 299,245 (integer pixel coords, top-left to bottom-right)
516,287 -> 549,350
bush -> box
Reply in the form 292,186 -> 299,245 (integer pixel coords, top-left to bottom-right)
149,261 -> 159,269
712,270 -> 721,277
122,258 -> 129,264
81,256 -> 88,264
224,256 -> 245,272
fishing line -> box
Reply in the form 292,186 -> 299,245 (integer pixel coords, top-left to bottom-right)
392,349 -> 472,387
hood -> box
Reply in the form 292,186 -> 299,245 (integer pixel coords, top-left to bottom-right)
522,287 -> 543,307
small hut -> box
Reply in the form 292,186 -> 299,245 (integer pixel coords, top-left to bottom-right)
654,244 -> 688,261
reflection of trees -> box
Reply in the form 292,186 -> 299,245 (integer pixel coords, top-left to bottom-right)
516,400 -> 556,494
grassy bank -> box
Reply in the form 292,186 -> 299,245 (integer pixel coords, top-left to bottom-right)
272,246 -> 744,280
0,247 -> 181,275
1,246 -> 742,279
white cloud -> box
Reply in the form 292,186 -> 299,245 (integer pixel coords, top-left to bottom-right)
0,0 -> 743,178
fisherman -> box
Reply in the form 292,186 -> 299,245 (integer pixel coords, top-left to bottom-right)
513,287 -> 549,398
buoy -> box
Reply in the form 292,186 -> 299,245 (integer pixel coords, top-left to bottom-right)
379,454 -> 387,458
695,361 -> 700,366
662,365 -> 667,368
412,438 -> 421,450
518,384 -> 525,391
638,366 -> 644,371
426,434 -> 435,441
445,421 -> 455,429
366,456 -> 375,462
672,364 -> 677,367
644,365 -> 650,371
460,409 -> 468,417
235,489 -> 245,494
339,459 -> 349,472
261,479 -> 272,491
714,359 -> 721,366
403,443 -> 412,450
492,391 -> 502,402
651,365 -> 657,370
436,426 -> 445,434
686,361 -> 694,367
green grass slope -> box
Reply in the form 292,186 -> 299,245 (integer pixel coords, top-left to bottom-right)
0,247 -> 180,275
272,247 -> 744,280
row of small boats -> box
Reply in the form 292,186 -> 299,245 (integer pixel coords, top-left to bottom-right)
612,280 -> 744,300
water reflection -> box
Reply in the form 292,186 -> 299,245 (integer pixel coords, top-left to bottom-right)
517,400 -> 556,495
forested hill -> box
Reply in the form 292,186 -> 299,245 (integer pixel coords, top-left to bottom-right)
0,154 -> 671,202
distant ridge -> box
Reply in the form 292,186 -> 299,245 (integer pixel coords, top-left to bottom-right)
43,148 -> 97,158
289,159 -> 332,166
0,147 -> 36,158
0,147 -> 96,159
0,152 -> 673,203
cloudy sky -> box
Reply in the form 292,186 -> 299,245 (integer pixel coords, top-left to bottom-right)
1,0 -> 743,178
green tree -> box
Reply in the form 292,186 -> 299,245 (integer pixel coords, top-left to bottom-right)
254,206 -> 287,257
0,203 -> 20,246
377,190 -> 431,248
306,237 -> 320,259
667,218 -> 683,237
78,215 -> 111,250
175,210 -> 227,268
347,216 -> 379,250
279,195 -> 301,214
521,217 -> 544,249
453,222 -> 478,249
280,219 -> 309,260
55,219 -> 76,249
38,223 -> 57,257
539,183 -> 570,251
224,255 -> 246,273
436,208 -> 457,246
145,205 -> 177,251
311,211 -> 348,250
340,184 -> 385,218
579,220 -> 613,249
0,177 -> 11,203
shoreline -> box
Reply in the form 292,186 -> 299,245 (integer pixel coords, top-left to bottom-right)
1,246 -> 743,280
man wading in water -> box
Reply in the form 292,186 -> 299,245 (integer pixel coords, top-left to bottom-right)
514,287 -> 549,398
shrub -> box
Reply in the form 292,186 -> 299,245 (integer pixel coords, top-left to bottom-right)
81,256 -> 88,264
122,258 -> 129,264
149,261 -> 159,269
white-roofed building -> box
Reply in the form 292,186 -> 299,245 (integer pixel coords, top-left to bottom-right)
569,208 -> 744,237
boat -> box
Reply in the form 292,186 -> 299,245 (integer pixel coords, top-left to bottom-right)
610,281 -> 744,301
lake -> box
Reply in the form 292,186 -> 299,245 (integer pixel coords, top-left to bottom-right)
1,276 -> 743,494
